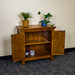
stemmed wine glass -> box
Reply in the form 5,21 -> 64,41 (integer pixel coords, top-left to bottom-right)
43,31 -> 49,41
37,31 -> 42,41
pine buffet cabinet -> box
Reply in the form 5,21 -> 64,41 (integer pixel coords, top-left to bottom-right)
11,25 -> 65,65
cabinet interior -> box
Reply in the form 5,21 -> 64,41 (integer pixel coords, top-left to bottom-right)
25,31 -> 52,57
25,31 -> 52,42
26,44 -> 51,56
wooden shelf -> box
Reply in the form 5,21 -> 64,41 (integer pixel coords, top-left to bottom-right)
25,55 -> 51,61
25,50 -> 51,61
25,40 -> 51,45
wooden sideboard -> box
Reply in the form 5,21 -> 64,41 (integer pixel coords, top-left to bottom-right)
11,25 -> 65,65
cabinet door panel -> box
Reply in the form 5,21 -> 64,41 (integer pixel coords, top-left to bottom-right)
11,33 -> 25,61
52,31 -> 65,55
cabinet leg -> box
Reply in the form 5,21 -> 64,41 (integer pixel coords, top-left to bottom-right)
22,60 -> 25,65
50,56 -> 54,61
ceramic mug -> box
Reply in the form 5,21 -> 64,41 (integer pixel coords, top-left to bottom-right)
30,50 -> 35,56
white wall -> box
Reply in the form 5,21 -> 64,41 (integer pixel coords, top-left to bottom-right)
0,0 -> 75,56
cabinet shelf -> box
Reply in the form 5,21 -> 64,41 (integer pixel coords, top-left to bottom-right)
25,40 -> 51,45
25,54 -> 51,61
25,55 -> 51,61
25,50 -> 51,61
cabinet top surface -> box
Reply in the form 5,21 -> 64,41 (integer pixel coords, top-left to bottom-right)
16,25 -> 56,30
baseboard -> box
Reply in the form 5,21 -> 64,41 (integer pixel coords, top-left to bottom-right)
65,47 -> 75,52
0,55 -> 12,59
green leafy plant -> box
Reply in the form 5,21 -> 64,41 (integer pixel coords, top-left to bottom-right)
51,24 -> 55,27
21,12 -> 32,20
38,11 -> 52,24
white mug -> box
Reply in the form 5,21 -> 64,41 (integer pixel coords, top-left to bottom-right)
30,50 -> 35,56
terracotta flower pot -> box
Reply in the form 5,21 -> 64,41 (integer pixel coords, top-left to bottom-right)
22,20 -> 29,28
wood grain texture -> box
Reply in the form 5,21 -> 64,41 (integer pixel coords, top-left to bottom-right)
25,44 -> 51,56
25,40 -> 51,45
11,33 -> 25,62
52,31 -> 65,55
25,55 -> 51,61
11,25 -> 65,65
16,25 -> 56,32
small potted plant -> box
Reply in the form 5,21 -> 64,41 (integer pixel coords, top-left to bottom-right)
38,11 -> 53,27
21,12 -> 32,27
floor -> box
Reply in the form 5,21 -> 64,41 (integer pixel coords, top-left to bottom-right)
0,51 -> 75,75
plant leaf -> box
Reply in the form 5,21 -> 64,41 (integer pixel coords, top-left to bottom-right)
21,12 -> 32,20
45,15 -> 48,18
38,11 -> 41,15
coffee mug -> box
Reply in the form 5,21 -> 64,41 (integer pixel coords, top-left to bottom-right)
30,50 -> 35,56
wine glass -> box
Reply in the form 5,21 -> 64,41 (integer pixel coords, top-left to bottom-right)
43,31 -> 49,41
37,31 -> 41,41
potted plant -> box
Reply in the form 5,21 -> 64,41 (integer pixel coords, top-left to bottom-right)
21,12 -> 32,27
38,11 -> 53,27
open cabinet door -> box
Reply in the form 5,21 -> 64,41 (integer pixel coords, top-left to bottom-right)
11,33 -> 25,62
52,31 -> 65,55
